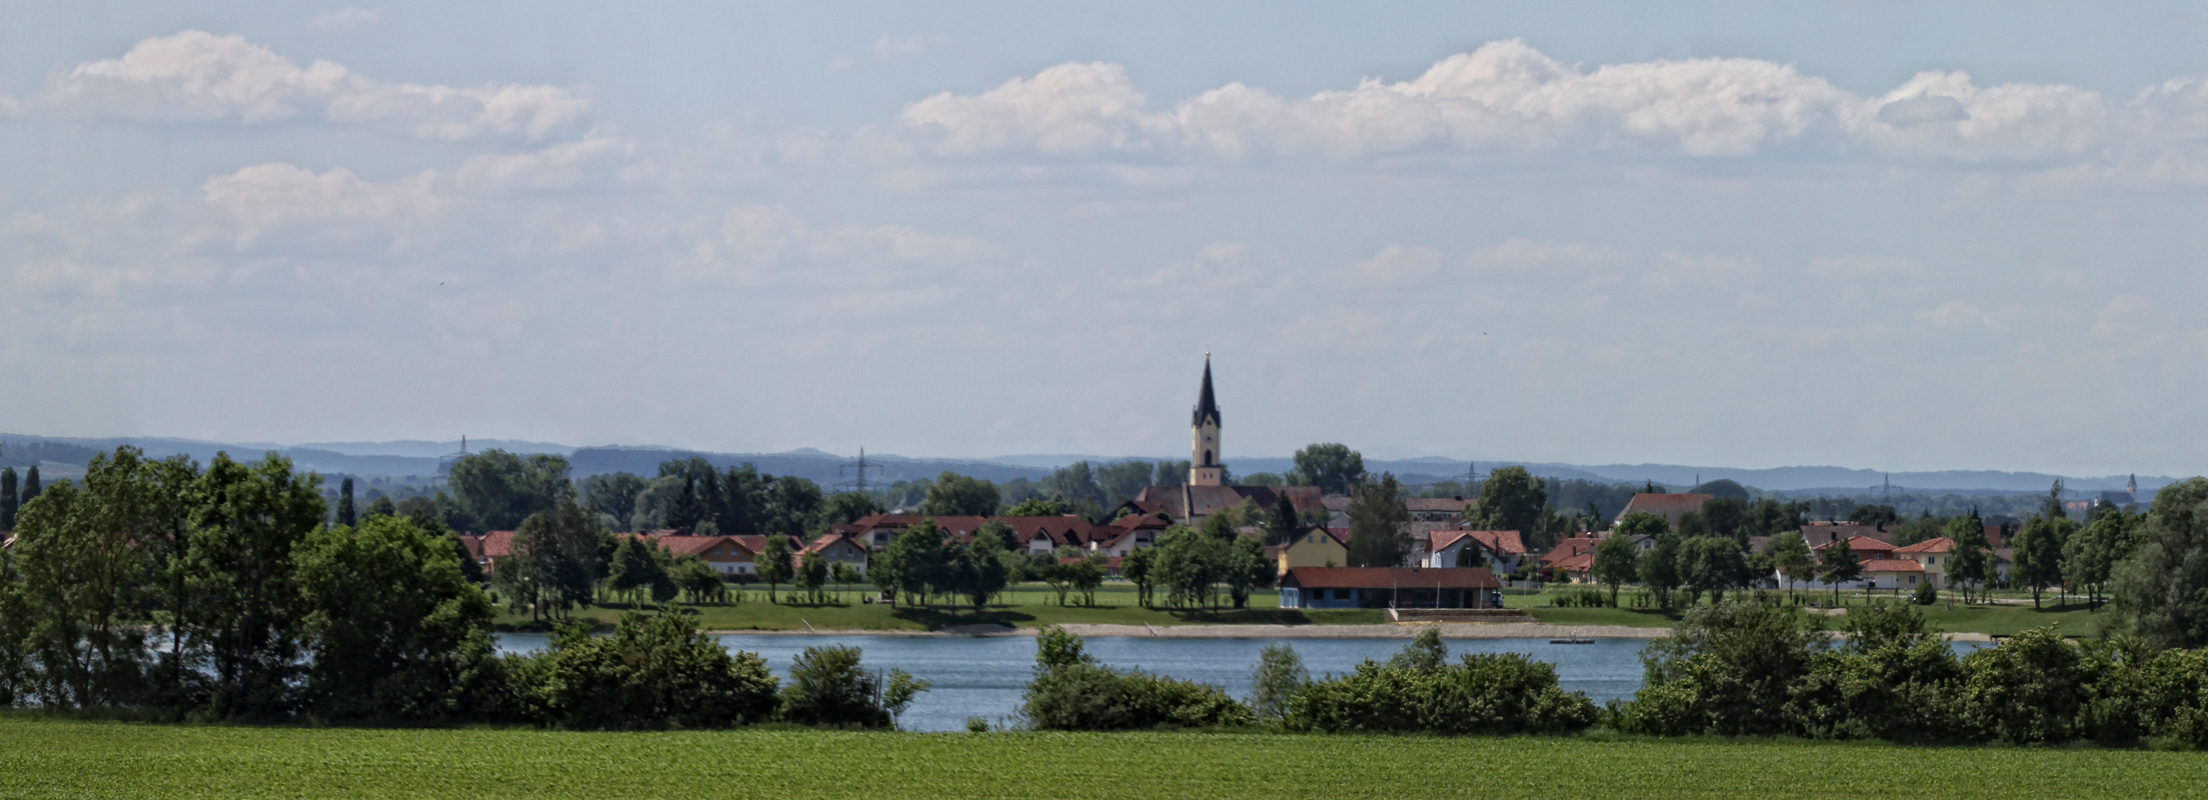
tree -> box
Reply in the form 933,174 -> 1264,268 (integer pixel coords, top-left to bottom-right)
444,450 -> 571,532
20,465 -> 39,506
1290,443 -> 1366,495
1639,532 -> 1683,609
798,552 -> 830,605
2012,515 -> 2072,609
1818,538 -> 1863,606
336,477 -> 357,528
292,515 -> 497,721
815,491 -> 885,535
1947,514 -> 1991,604
667,475 -> 708,534
1004,497 -> 1068,517
1472,467 -> 1550,553
673,557 -> 727,604
1698,497 -> 1749,545
1267,493 -> 1299,546
12,447 -> 190,710
2112,478 -> 2208,649
757,534 -> 794,603
1615,511 -> 1670,539
181,451 -> 329,718
1068,556 -> 1106,607
1592,535 -> 1639,606
501,500 -> 607,621
364,495 -> 398,520
1122,547 -> 1156,607
1096,460 -> 1156,508
920,472 -> 1000,517
579,473 -> 648,530
1225,534 -> 1274,608
607,536 -> 665,606
0,466 -> 16,531
1248,642 -> 1308,723
1153,460 -> 1191,487
1849,504 -> 1901,527
2066,507 -> 2134,610
830,562 -> 861,601
1343,474 -> 1411,568
1680,537 -> 1748,607
1767,531 -> 1814,597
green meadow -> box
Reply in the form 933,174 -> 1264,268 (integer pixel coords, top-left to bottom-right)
4,718 -> 2200,799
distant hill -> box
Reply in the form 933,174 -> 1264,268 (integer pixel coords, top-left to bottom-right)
0,433 -> 2183,498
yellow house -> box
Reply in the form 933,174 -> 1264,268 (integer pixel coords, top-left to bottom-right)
1275,527 -> 1348,575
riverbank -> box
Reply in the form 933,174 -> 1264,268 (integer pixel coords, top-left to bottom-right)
704,622 -> 1675,639
2,719 -> 2187,799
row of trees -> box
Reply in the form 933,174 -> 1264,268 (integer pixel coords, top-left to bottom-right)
0,463 -> 41,532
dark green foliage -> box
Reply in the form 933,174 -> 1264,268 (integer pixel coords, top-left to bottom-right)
1471,467 -> 1549,553
578,472 -> 647,529
336,478 -> 357,528
757,532 -> 794,601
499,500 -> 607,620
443,450 -> 571,533
778,645 -> 897,728
1287,632 -> 1597,735
921,471 -> 1000,517
1247,643 -> 1307,723
512,612 -> 777,730
183,451 -> 329,719
1912,579 -> 1937,605
2114,477 -> 2208,649
1022,626 -> 1253,730
0,466 -> 16,531
293,516 -> 499,722
1290,444 -> 1365,496
1784,606 -> 1966,742
1617,600 -> 1823,737
1344,473 -> 1410,568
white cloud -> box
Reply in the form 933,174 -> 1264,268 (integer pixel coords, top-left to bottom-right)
450,134 -> 630,194
43,31 -> 589,140
871,32 -> 948,61
1355,244 -> 1443,283
200,163 -> 444,248
309,7 -> 381,31
1918,299 -> 1993,329
901,62 -> 1164,155
894,39 -> 2208,171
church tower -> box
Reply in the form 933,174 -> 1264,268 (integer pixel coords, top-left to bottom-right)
1189,356 -> 1223,486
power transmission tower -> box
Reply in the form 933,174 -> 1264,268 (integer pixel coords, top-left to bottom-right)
835,448 -> 884,495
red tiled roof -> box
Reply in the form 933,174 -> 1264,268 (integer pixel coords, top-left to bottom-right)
1281,567 -> 1500,590
1812,535 -> 1897,553
480,530 -> 517,559
1863,559 -> 1924,573
1541,536 -> 1599,566
1429,529 -> 1526,557
1800,522 -> 1892,546
1553,552 -> 1595,573
1895,537 -> 1954,554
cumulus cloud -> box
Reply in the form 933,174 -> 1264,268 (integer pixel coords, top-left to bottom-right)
895,38 -> 2208,170
309,7 -> 381,31
690,205 -> 992,278
43,31 -> 589,140
201,163 -> 444,248
1355,244 -> 1443,283
872,32 -> 948,61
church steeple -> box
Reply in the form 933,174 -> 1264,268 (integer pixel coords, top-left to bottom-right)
1190,355 -> 1223,486
1192,356 -> 1221,428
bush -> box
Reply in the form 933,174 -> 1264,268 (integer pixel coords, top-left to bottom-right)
2143,647 -> 2208,748
1783,606 -> 1965,741
778,645 -> 929,729
1286,651 -> 1597,735
1615,598 -> 1823,736
1021,626 -> 1253,730
511,612 -> 777,730
1911,580 -> 1938,606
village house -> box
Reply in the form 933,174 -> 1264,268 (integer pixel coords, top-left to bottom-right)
1278,567 -> 1501,609
1420,530 -> 1526,574
798,532 -> 870,576
1272,526 -> 1349,574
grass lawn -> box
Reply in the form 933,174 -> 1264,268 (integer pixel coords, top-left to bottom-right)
1509,586 -> 2113,636
502,582 -> 1384,632
4,718 -> 2202,799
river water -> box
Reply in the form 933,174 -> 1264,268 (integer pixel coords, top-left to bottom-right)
495,633 -> 1649,733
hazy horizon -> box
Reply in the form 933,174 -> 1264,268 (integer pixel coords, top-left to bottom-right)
7,3 -> 2208,476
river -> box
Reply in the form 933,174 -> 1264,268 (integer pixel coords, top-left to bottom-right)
495,633 -> 1649,732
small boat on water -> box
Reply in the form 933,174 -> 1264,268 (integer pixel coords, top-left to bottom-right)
1549,638 -> 1595,644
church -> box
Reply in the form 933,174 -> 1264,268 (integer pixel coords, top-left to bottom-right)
1119,357 -> 1326,526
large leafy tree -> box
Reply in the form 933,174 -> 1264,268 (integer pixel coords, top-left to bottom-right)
1680,536 -> 1748,607
1766,531 -> 1814,597
444,450 -> 571,532
1818,537 -> 1863,606
1343,474 -> 1411,568
1290,443 -> 1365,495
183,451 -> 329,718
757,532 -> 795,603
2113,478 -> 2208,649
579,472 -> 648,529
920,472 -> 1000,517
2011,515 -> 2073,609
293,515 -> 497,721
1095,461 -> 1156,507
1946,513 -> 1991,603
501,500 -> 606,621
1639,532 -> 1683,609
2065,506 -> 2138,610
1592,535 -> 1639,606
13,447 -> 193,710
1472,467 -> 1551,552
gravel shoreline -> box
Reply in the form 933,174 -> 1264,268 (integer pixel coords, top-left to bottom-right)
703,622 -> 1672,639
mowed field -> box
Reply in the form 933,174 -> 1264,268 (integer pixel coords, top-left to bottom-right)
4,718 -> 2202,799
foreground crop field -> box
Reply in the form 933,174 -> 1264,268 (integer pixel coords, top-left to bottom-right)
3,719 -> 2201,799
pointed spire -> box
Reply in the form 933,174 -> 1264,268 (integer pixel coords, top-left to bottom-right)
1192,355 -> 1221,427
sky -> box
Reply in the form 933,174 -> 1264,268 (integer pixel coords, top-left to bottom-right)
3,1 -> 2207,476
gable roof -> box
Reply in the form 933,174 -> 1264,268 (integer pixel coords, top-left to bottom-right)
1541,536 -> 1600,566
1863,559 -> 1924,573
1429,529 -> 1525,557
1281,566 -> 1500,590
800,532 -> 866,556
1800,522 -> 1892,546
1895,537 -> 1954,554
1813,534 -> 1898,554
1617,494 -> 1714,525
